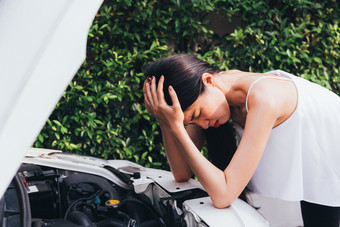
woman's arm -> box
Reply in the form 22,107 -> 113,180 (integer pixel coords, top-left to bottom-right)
160,124 -> 192,181
170,91 -> 277,208
161,124 -> 205,182
143,77 -> 204,182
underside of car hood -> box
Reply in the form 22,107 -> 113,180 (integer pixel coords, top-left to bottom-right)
0,0 -> 103,198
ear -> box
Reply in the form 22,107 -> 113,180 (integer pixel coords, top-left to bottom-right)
201,73 -> 216,86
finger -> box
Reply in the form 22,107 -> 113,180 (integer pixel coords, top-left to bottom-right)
143,77 -> 151,94
150,76 -> 158,105
145,81 -> 155,107
168,85 -> 181,108
143,78 -> 147,93
144,92 -> 155,113
157,75 -> 165,103
143,93 -> 150,107
143,93 -> 153,114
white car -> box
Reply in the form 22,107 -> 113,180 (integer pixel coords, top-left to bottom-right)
0,1 -> 269,226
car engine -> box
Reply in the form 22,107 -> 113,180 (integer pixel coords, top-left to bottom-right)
1,163 -> 208,227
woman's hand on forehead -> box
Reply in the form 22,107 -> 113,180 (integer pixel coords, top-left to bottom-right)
143,75 -> 185,133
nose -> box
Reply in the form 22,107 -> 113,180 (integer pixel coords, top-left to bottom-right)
197,119 -> 209,129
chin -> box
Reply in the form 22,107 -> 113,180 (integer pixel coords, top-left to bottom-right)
222,112 -> 231,125
220,119 -> 228,126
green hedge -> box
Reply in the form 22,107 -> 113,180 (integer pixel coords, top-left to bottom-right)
34,0 -> 339,169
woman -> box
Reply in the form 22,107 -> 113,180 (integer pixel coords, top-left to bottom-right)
143,54 -> 340,226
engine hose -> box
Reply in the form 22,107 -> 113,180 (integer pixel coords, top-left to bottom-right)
83,204 -> 96,222
64,190 -> 103,220
118,197 -> 166,227
117,210 -> 132,222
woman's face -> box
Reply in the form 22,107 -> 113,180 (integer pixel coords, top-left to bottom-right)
183,85 -> 230,129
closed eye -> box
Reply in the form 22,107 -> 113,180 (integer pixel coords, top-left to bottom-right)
191,110 -> 201,122
190,112 -> 195,122
197,111 -> 201,119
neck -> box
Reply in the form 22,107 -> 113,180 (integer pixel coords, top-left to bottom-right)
214,71 -> 242,97
214,71 -> 250,110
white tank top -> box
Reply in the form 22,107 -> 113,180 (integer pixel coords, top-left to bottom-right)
235,70 -> 340,206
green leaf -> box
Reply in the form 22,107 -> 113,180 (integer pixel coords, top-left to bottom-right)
314,57 -> 322,64
38,134 -> 44,143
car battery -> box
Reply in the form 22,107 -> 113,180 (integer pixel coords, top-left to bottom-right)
18,164 -> 60,219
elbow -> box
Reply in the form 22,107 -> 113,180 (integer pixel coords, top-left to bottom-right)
211,198 -> 232,209
173,174 -> 191,182
210,188 -> 236,208
172,171 -> 192,182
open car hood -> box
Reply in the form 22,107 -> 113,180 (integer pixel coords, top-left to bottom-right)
0,0 -> 103,198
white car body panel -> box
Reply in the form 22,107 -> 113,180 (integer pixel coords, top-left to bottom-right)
183,197 -> 269,227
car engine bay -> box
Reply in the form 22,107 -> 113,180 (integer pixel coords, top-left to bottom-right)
1,163 -> 208,227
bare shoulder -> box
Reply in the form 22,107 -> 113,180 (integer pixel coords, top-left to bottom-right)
247,85 -> 278,114
225,69 -> 242,73
246,75 -> 298,127
219,69 -> 246,76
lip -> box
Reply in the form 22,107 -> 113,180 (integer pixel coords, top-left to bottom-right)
213,120 -> 220,128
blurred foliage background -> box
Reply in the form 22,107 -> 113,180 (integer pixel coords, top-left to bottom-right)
34,0 -> 339,169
